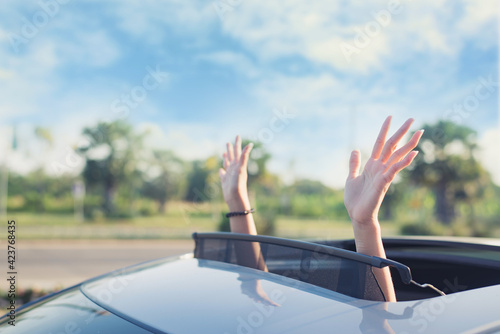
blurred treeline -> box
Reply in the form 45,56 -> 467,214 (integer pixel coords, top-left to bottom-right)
5,119 -> 500,237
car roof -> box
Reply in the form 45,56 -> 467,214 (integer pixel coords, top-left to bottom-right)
81,254 -> 500,334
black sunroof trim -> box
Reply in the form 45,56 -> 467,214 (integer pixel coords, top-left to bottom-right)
192,232 -> 412,284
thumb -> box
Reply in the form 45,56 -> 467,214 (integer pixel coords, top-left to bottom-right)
348,150 -> 361,180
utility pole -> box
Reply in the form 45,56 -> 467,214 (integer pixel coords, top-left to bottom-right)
0,126 -> 15,218
0,162 -> 7,218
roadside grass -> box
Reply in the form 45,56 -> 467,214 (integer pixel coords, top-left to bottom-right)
8,210 -> 399,241
10,213 -> 218,240
8,200 -> 498,240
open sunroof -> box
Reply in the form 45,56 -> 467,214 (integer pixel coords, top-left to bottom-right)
193,232 -> 413,301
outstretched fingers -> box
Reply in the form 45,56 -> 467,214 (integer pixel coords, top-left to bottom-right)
348,150 -> 361,180
385,130 -> 424,167
371,116 -> 392,160
223,152 -> 229,169
226,142 -> 235,162
379,118 -> 414,163
223,136 -> 253,172
234,135 -> 242,160
240,143 -> 254,169
383,150 -> 419,184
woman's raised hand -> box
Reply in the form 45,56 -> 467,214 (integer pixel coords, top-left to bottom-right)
344,116 -> 423,226
219,135 -> 253,211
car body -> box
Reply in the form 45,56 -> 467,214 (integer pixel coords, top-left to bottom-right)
1,232 -> 500,333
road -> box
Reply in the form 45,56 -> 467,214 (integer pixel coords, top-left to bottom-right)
14,239 -> 193,289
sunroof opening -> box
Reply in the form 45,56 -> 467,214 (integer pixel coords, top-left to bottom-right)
193,232 -> 418,302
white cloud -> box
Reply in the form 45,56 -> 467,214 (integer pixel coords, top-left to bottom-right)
250,73 -> 342,109
197,51 -> 260,78
0,7 -> 122,122
216,0 -> 495,73
139,122 -> 223,161
0,44 -> 59,121
58,30 -> 120,67
457,0 -> 498,49
109,0 -> 215,45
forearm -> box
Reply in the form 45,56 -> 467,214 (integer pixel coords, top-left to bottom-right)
226,194 -> 266,270
219,137 -> 264,269
227,195 -> 257,235
352,220 -> 396,302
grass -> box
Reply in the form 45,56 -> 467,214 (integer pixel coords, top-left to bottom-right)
7,211 -> 400,241
9,213 -> 218,240
7,200 -> 499,240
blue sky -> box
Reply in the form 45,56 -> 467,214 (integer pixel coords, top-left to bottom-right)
0,0 -> 498,187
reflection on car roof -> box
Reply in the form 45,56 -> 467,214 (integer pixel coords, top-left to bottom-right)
80,251 -> 500,334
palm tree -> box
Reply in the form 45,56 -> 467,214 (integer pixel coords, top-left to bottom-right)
142,150 -> 184,213
407,120 -> 486,224
78,120 -> 146,216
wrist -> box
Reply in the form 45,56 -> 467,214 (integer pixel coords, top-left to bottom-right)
227,195 -> 251,212
351,219 -> 386,257
351,217 -> 380,229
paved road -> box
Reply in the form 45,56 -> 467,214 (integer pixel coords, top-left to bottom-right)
14,240 -> 194,289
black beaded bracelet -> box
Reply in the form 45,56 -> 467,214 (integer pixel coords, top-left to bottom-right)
226,208 -> 255,218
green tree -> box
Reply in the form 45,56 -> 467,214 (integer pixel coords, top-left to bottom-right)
7,170 -> 75,213
407,120 -> 487,224
77,120 -> 146,216
184,160 -> 211,203
141,150 -> 184,213
243,139 -> 271,189
380,182 -> 407,221
286,179 -> 332,196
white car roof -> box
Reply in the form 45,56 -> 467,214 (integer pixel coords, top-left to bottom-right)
81,254 -> 500,334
